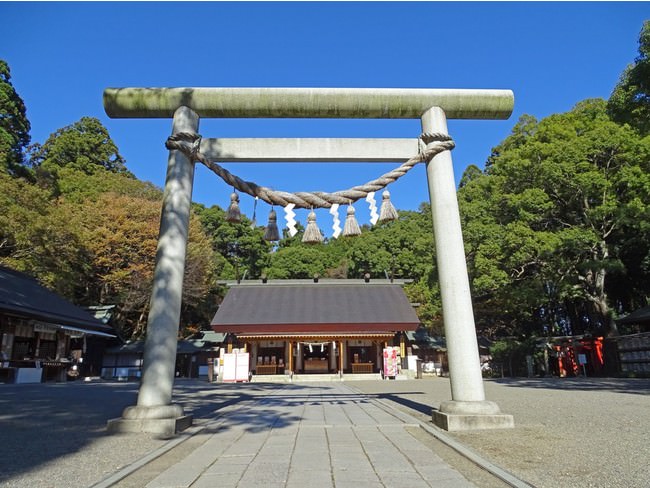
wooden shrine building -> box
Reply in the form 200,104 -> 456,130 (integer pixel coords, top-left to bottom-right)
0,265 -> 116,383
211,279 -> 420,376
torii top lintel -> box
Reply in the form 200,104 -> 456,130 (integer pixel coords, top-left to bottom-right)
103,87 -> 514,120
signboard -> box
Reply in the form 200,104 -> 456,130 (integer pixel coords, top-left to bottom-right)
33,323 -> 59,334
222,351 -> 250,382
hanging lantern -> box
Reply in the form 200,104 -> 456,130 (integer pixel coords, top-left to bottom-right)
302,209 -> 324,244
225,191 -> 242,223
264,208 -> 280,241
342,204 -> 361,237
379,189 -> 399,223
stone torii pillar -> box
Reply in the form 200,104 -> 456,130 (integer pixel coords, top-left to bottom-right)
107,106 -> 197,436
103,87 -> 515,434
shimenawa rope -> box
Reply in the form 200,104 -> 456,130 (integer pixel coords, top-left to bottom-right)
165,132 -> 454,210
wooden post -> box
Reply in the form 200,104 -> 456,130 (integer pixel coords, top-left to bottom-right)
288,341 -> 293,373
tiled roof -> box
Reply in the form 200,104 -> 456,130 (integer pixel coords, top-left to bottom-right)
0,265 -> 114,336
211,282 -> 420,334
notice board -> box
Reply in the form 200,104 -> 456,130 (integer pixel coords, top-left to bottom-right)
222,352 -> 250,382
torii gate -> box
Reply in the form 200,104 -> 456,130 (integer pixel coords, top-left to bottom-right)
104,88 -> 515,435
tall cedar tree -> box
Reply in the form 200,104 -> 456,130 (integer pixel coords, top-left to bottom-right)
0,60 -> 31,174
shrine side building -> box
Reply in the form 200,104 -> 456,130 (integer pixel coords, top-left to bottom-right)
211,279 -> 420,376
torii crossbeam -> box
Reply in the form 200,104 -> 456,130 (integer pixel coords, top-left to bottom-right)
104,87 -> 515,435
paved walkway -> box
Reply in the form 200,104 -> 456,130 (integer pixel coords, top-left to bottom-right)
134,382 -> 475,488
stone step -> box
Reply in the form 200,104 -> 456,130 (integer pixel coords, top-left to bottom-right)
250,373 -> 385,383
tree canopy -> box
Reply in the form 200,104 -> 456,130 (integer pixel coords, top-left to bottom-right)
29,117 -> 130,177
0,60 -> 31,174
459,99 -> 650,338
0,70 -> 217,339
608,20 -> 650,136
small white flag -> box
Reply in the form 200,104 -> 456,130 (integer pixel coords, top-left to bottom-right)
330,204 -> 341,238
284,203 -> 298,237
366,191 -> 379,225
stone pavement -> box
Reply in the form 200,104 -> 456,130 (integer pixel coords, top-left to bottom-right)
132,382 -> 477,488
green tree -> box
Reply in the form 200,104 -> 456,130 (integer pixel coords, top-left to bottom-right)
460,100 -> 650,338
1,111 -> 218,338
29,117 -> 130,177
71,192 -> 215,339
266,243 -> 344,279
193,203 -> 271,280
55,166 -> 160,203
342,207 -> 435,282
608,21 -> 650,135
0,173 -> 88,296
0,60 -> 31,174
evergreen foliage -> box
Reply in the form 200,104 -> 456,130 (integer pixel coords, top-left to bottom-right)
608,21 -> 650,136
29,117 -> 131,177
2,22 -> 649,348
0,60 -> 31,174
459,99 -> 650,338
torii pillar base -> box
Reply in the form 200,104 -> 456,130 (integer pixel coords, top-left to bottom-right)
432,400 -> 514,431
107,405 -> 192,438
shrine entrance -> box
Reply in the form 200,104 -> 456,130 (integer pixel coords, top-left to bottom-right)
300,342 -> 330,374
104,87 -> 516,435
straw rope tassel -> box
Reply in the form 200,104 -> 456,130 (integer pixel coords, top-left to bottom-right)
302,209 -> 324,244
226,190 -> 242,223
379,190 -> 399,223
264,208 -> 280,241
342,205 -> 362,237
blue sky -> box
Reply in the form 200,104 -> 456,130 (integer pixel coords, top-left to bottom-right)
2,2 -> 648,235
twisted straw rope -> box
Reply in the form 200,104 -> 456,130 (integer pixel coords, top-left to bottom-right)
165,132 -> 454,209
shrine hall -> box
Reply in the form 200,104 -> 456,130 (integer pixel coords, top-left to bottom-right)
211,279 -> 420,377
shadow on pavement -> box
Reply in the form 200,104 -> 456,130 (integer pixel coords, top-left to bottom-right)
0,380 -> 326,483
366,392 -> 432,416
489,377 -> 650,395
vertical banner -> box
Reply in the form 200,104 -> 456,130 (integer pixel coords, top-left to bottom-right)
383,347 -> 399,377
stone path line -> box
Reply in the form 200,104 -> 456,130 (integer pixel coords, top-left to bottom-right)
138,382 -> 477,488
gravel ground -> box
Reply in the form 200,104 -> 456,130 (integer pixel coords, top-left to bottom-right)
0,381 -> 167,488
1,377 -> 648,488
349,376 -> 650,488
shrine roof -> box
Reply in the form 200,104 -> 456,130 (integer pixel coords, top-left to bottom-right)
0,265 -> 115,336
211,281 -> 420,334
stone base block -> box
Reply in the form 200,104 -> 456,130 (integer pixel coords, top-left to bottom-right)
432,410 -> 514,431
107,415 -> 193,437
432,400 -> 514,431
106,403 -> 193,437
